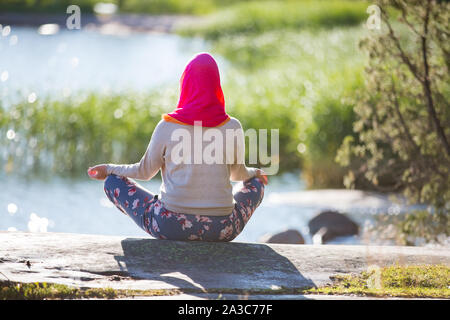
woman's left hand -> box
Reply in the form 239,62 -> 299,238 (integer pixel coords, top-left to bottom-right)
87,164 -> 108,180
255,169 -> 268,185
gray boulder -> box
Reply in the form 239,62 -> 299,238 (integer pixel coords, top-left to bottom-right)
308,210 -> 359,244
259,229 -> 305,244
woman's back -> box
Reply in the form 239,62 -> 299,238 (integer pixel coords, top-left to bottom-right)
106,117 -> 256,216
158,117 -> 256,215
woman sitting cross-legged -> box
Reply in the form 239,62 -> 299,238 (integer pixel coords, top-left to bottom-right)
88,52 -> 267,242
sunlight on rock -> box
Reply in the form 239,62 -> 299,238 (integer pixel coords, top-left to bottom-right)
7,203 -> 18,215
270,285 -> 281,290
7,227 -> 18,232
27,213 -> 49,233
1,71 -> 9,82
2,25 -> 11,37
28,92 -> 37,103
6,129 -> 16,140
312,233 -> 323,245
9,35 -> 18,46
38,24 -> 59,35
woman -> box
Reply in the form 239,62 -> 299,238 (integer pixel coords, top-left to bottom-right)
88,52 -> 267,242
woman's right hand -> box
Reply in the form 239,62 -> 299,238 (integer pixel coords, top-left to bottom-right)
87,164 -> 108,180
255,169 -> 268,185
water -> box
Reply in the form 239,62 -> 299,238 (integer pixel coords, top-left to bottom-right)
0,26 -> 211,105
0,172 -> 392,244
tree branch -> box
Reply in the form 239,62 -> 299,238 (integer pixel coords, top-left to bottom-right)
390,79 -> 421,155
381,9 -> 424,84
420,0 -> 450,155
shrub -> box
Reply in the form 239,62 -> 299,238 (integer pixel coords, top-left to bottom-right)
336,0 -> 450,212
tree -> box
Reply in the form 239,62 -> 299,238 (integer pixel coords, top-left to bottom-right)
337,0 -> 449,218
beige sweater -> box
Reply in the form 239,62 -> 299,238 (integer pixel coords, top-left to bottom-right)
106,117 -> 257,216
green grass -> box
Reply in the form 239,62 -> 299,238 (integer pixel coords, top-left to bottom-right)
179,0 -> 369,39
0,0 -> 368,17
0,280 -> 181,300
309,265 -> 450,298
2,265 -> 449,299
0,90 -> 176,177
0,281 -> 118,300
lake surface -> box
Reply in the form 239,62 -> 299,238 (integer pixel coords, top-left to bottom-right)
0,26 -> 213,105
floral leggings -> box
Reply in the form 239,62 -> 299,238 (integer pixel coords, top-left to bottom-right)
104,174 -> 264,242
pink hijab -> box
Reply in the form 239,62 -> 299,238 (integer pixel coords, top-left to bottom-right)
164,53 -> 230,127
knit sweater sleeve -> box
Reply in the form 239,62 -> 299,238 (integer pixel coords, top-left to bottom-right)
229,120 -> 257,182
106,121 -> 165,181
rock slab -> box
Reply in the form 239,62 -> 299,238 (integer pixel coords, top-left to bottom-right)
259,229 -> 305,244
309,210 -> 359,244
0,232 -> 448,295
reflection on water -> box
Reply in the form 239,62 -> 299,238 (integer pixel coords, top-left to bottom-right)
0,26 -> 210,105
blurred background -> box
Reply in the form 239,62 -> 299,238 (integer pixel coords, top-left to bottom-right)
0,0 -> 448,246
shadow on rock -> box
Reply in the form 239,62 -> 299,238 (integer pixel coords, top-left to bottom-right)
114,238 -> 315,298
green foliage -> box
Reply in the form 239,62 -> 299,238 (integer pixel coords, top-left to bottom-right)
336,0 -> 450,211
179,0 -> 369,39
397,210 -> 449,246
117,0 -> 216,15
0,90 -> 176,177
0,0 -> 366,16
302,83 -> 361,188
366,209 -> 449,246
0,0 -> 107,13
0,280 -> 181,299
311,264 -> 450,298
0,281 -> 118,299
213,26 -> 366,185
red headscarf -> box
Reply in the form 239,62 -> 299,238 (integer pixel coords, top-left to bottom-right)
163,53 -> 230,127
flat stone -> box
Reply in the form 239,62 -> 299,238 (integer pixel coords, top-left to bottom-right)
0,232 -> 448,297
113,293 -> 445,300
259,229 -> 305,244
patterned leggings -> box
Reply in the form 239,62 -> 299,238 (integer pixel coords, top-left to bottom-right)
104,174 -> 264,242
